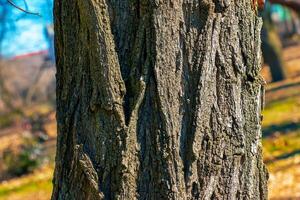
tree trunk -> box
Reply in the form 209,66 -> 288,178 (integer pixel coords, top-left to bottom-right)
261,26 -> 286,82
52,0 -> 268,199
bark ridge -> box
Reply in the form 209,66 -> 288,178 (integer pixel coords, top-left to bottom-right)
52,0 -> 268,199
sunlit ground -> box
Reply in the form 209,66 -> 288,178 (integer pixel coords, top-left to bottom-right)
262,78 -> 300,199
0,103 -> 55,200
0,45 -> 300,200
260,44 -> 300,199
0,166 -> 53,200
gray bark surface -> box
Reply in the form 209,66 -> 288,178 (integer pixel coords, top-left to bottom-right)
52,0 -> 268,199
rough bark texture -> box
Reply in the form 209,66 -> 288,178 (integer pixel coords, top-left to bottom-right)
52,0 -> 268,199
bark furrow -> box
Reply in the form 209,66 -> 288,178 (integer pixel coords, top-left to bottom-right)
52,0 -> 268,199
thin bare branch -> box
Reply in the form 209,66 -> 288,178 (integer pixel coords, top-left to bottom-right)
7,0 -> 41,16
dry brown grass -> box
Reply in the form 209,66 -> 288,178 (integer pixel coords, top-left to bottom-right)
262,46 -> 300,199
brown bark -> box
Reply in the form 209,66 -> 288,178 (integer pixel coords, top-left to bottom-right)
52,0 -> 268,199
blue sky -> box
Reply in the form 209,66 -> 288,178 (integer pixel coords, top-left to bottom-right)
0,0 -> 53,58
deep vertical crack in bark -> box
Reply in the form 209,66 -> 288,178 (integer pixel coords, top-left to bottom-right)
52,0 -> 268,199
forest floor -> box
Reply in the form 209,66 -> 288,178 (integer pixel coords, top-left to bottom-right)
0,45 -> 299,199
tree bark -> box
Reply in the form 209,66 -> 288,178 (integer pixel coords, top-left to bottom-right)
52,0 -> 268,199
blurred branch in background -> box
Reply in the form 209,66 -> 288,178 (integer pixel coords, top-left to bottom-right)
269,0 -> 300,12
6,0 -> 40,16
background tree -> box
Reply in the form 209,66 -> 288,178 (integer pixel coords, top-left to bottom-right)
52,0 -> 268,199
261,1 -> 287,82
261,17 -> 287,82
261,0 -> 300,82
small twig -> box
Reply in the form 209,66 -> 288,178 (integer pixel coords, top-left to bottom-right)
7,0 -> 41,16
